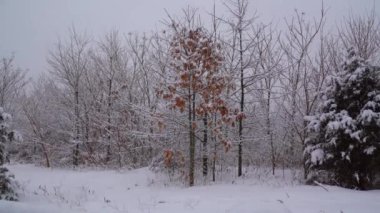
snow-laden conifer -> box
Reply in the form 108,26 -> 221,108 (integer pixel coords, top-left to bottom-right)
305,48 -> 380,189
0,107 -> 18,200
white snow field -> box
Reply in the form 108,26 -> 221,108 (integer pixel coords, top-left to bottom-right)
0,164 -> 379,213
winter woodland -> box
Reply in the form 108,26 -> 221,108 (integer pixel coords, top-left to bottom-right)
0,0 -> 380,211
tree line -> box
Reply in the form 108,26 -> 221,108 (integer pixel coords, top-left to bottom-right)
1,0 -> 379,188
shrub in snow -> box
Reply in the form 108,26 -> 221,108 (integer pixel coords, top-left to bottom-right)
0,107 -> 18,200
0,167 -> 17,201
305,48 -> 380,190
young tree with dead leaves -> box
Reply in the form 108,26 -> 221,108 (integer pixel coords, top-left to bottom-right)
159,18 -> 234,185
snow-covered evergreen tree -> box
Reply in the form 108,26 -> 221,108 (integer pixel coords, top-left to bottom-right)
305,48 -> 380,189
0,107 -> 18,200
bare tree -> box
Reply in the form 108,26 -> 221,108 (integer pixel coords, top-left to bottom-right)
338,9 -> 380,62
21,77 -> 51,168
279,6 -> 326,177
48,27 -> 90,166
0,55 -> 27,112
91,30 -> 126,163
222,0 -> 257,177
256,26 -> 283,175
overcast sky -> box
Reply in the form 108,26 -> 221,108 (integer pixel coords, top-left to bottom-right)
0,0 -> 378,79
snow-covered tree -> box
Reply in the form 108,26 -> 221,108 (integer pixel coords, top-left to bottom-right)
0,56 -> 27,113
222,0 -> 257,177
279,8 -> 326,178
158,17 -> 235,185
0,107 -> 18,200
305,48 -> 380,189
48,27 -> 90,166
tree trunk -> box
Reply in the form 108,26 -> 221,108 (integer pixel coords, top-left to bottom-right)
303,120 -> 309,179
238,27 -> 244,177
202,114 -> 208,177
188,88 -> 195,186
106,79 -> 112,163
211,113 -> 217,182
41,143 -> 50,168
73,89 -> 80,167
73,143 -> 79,167
267,90 -> 275,175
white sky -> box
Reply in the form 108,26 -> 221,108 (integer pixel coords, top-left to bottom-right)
0,0 -> 378,78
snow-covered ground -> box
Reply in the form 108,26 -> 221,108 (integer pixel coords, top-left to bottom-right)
0,164 -> 379,213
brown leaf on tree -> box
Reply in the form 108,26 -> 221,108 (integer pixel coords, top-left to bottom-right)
191,122 -> 197,129
168,85 -> 176,93
180,73 -> 189,81
163,94 -> 173,100
219,106 -> 228,116
195,107 -> 204,116
163,149 -> 173,168
221,140 -> 231,152
236,112 -> 246,121
174,97 -> 185,109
